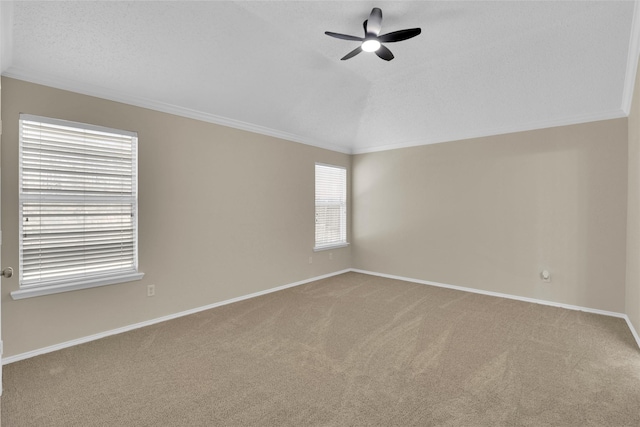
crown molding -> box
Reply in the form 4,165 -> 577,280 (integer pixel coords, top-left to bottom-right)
622,0 -> 640,115
2,67 -> 629,157
1,68 -> 352,154
351,109 -> 628,155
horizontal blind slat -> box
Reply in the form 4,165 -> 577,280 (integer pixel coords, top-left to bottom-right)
22,253 -> 135,269
22,262 -> 135,283
23,245 -> 135,259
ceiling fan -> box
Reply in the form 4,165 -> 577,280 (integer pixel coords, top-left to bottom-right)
325,7 -> 421,61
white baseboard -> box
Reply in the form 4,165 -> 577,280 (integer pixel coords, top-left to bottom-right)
2,269 -> 350,365
351,269 -> 640,350
624,315 -> 640,350
4,267 -> 639,364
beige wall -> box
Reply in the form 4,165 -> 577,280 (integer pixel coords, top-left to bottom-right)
627,56 -> 640,335
1,75 -> 635,358
0,77 -> 351,357
353,119 -> 628,313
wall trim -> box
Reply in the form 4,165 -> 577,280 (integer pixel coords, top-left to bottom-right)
624,315 -> 640,350
352,109 -> 628,154
0,68 -> 351,155
2,69 -> 628,157
2,269 -> 350,365
4,267 -> 639,364
351,269 -> 640,350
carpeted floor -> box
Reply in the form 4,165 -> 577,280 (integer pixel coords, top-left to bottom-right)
2,272 -> 640,426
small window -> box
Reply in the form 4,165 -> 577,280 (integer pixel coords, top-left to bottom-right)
315,163 -> 348,250
14,114 -> 143,299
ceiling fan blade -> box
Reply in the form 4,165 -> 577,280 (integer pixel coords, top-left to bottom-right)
341,46 -> 363,61
367,8 -> 383,36
325,31 -> 363,42
378,28 -> 422,43
375,44 -> 394,61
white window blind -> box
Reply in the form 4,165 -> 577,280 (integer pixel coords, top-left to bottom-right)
17,114 -> 142,296
315,163 -> 347,250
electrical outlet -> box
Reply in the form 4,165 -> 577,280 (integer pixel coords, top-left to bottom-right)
147,284 -> 155,297
329,252 -> 333,260
309,256 -> 313,264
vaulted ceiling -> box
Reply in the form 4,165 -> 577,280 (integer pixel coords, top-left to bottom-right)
1,1 -> 638,154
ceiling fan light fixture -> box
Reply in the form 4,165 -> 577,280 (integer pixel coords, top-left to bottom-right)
361,39 -> 381,52
325,7 -> 421,61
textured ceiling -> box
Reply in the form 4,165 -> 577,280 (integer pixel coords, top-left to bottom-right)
1,1 -> 638,153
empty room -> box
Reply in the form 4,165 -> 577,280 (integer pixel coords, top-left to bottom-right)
1,1 -> 640,425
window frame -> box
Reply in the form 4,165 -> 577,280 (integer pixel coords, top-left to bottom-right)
12,114 -> 144,300
314,162 -> 349,251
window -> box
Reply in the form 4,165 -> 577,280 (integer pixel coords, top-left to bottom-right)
315,163 -> 348,250
13,114 -> 143,299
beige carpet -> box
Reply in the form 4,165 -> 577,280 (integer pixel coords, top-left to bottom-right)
2,272 -> 640,426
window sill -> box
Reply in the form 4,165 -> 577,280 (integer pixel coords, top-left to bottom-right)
314,242 -> 350,252
11,272 -> 145,300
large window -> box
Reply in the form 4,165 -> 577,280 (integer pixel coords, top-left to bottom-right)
14,114 -> 143,299
315,163 -> 347,250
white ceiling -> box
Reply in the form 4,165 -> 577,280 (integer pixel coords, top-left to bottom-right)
1,1 -> 639,154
